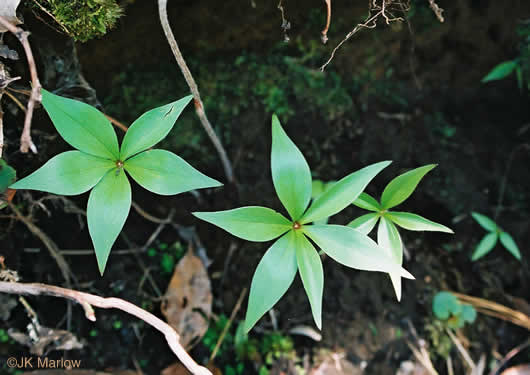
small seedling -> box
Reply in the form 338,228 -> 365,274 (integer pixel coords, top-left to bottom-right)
470,212 -> 521,261
194,115 -> 414,332
349,165 -> 453,300
10,89 -> 221,274
432,291 -> 476,329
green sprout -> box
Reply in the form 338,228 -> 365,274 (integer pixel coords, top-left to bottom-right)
10,89 -> 221,274
470,212 -> 521,261
193,115 -> 414,332
349,165 -> 453,300
432,291 -> 476,329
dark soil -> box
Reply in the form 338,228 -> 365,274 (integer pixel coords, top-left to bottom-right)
1,0 -> 529,374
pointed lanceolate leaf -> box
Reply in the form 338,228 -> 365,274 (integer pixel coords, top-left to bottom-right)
303,225 -> 413,279
380,164 -> 436,209
120,96 -> 193,160
124,149 -> 221,195
301,161 -> 391,224
377,217 -> 403,301
471,232 -> 498,261
295,232 -> 324,329
347,213 -> 379,235
353,192 -> 381,211
87,169 -> 131,274
471,212 -> 497,232
499,232 -> 521,260
245,231 -> 298,332
271,115 -> 312,220
193,206 -> 291,242
41,89 -> 119,159
388,212 -> 453,233
0,159 -> 16,194
482,60 -> 518,83
10,151 -> 115,195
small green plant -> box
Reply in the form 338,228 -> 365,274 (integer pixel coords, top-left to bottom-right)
194,115 -> 414,332
11,89 -> 221,274
349,165 -> 453,300
432,291 -> 477,329
470,212 -> 521,261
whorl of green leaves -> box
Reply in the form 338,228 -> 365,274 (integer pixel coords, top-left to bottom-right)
11,89 -> 221,274
470,212 -> 521,261
350,164 -> 453,301
194,115 -> 414,332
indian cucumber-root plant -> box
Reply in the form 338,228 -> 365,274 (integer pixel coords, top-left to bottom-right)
349,165 -> 453,300
10,89 -> 222,274
193,115 -> 415,333
470,212 -> 521,261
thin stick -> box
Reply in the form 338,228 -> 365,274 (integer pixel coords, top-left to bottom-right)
446,328 -> 475,370
0,93 -> 4,158
488,339 -> 530,375
0,281 -> 212,375
321,0 -> 331,43
157,0 -> 234,183
104,113 -> 129,132
209,287 -> 248,362
0,16 -> 42,154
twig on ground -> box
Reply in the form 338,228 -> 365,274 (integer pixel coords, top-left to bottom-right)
489,339 -> 530,375
277,0 -> 291,42
446,328 -> 475,370
0,281 -> 212,375
0,16 -> 42,154
320,0 -> 408,71
104,113 -> 129,132
321,0 -> 331,43
209,287 -> 248,362
8,202 -> 76,286
157,0 -> 234,184
428,0 -> 444,23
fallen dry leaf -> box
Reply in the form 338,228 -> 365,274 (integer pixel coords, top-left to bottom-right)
8,322 -> 84,356
162,362 -> 221,375
0,0 -> 22,32
161,247 -> 212,349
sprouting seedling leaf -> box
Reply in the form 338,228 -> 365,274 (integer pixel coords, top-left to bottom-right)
482,60 -> 518,83
432,291 -> 476,329
348,164 -> 453,300
470,212 -> 521,261
0,159 -> 16,194
194,115 -> 408,332
10,89 -> 221,274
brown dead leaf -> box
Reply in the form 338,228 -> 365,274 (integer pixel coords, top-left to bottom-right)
161,247 -> 212,349
162,362 -> 221,375
0,0 -> 22,32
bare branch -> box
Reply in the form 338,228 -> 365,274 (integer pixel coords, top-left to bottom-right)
157,0 -> 234,184
0,281 -> 212,375
321,0 -> 332,44
0,15 -> 42,154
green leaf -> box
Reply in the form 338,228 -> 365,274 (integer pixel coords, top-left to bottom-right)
311,180 -> 325,199
380,164 -> 436,209
0,159 -> 16,194
41,89 -> 119,159
124,149 -> 221,195
10,151 -> 115,195
193,206 -> 291,242
388,212 -> 453,233
301,161 -> 391,224
471,232 -> 498,261
432,292 -> 461,320
87,169 -> 131,274
471,212 -> 497,232
482,60 -> 517,83
499,231 -> 521,260
461,304 -> 477,324
244,231 -> 298,332
302,224 -> 413,279
271,115 -> 312,220
120,96 -> 193,160
347,213 -> 379,235
353,192 -> 381,211
377,217 -> 403,301
295,232 -> 324,329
